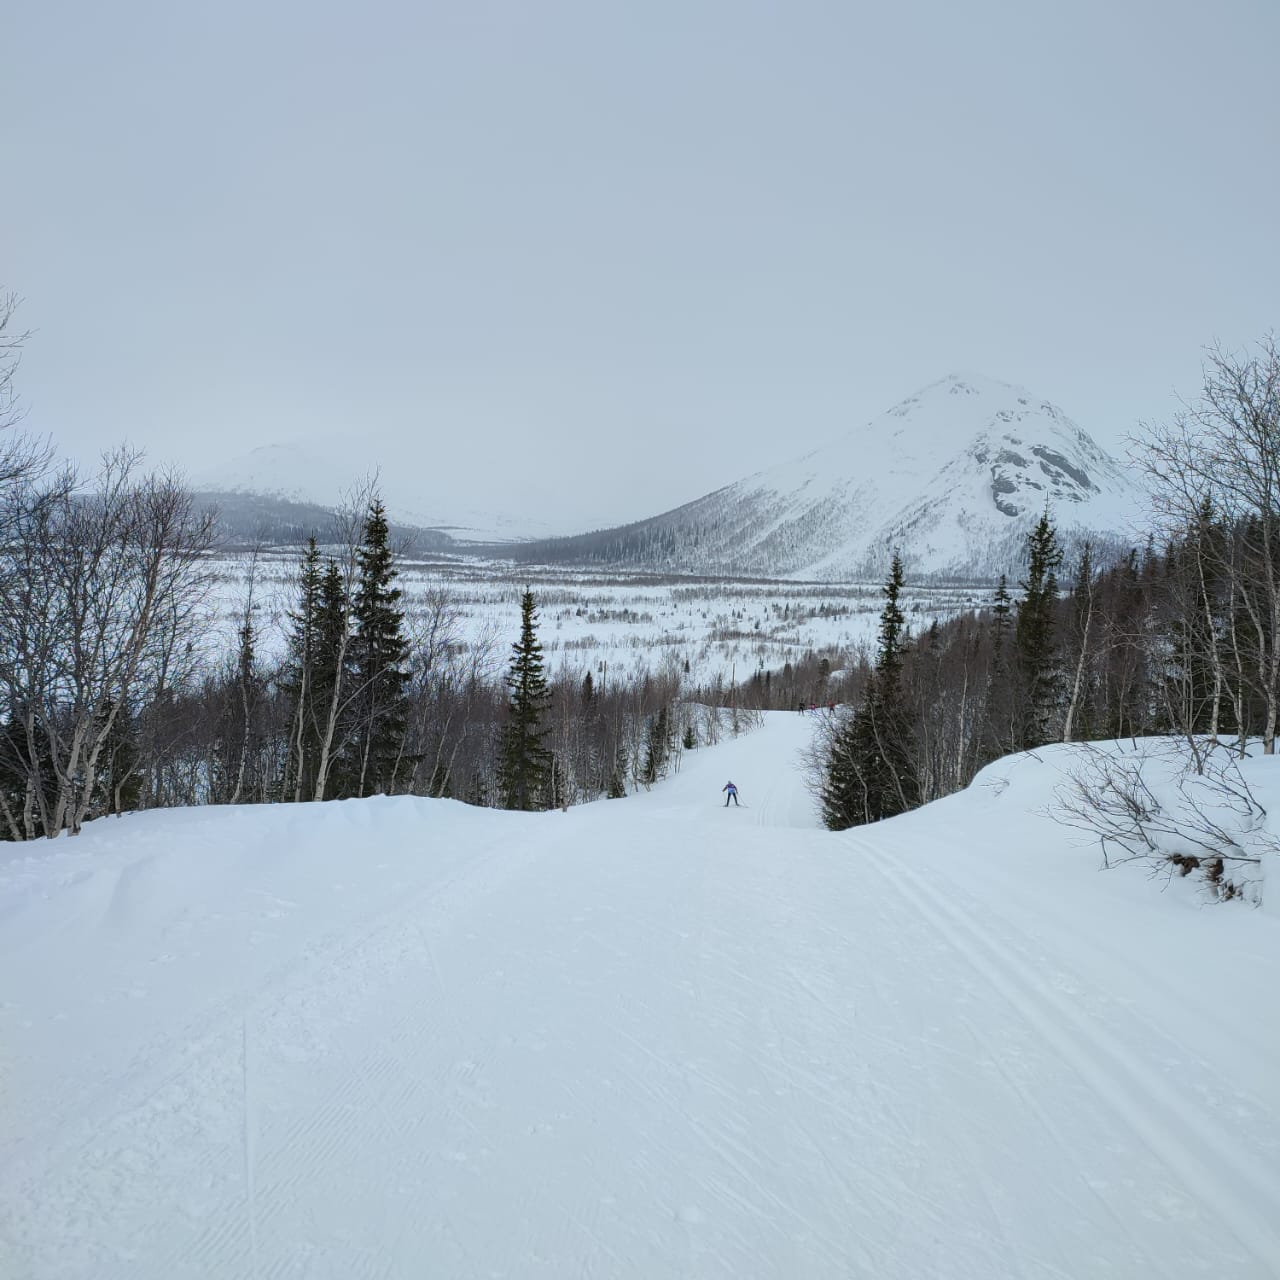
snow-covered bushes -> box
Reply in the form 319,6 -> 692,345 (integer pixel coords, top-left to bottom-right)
1053,739 -> 1277,905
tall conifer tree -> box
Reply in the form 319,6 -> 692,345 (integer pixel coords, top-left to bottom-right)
345,499 -> 410,797
822,553 -> 919,828
311,557 -> 353,799
1015,511 -> 1064,748
981,573 -> 1016,761
498,589 -> 554,810
641,705 -> 672,785
282,538 -> 323,801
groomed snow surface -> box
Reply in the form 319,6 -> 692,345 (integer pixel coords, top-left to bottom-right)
3,715 -> 1279,1279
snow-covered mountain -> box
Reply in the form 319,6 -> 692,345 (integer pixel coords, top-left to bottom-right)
192,440 -> 564,543
519,374 -> 1147,581
192,375 -> 1147,577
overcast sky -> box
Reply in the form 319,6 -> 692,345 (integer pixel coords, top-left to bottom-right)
6,0 -> 1278,530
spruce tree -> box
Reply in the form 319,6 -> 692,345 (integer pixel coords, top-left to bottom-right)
819,710 -> 863,830
311,557 -> 353,799
640,704 -> 672,785
822,553 -> 919,828
497,589 -> 554,810
224,611 -> 263,804
1062,540 -> 1097,742
981,573 -> 1015,761
875,553 -> 909,675
0,712 -> 28,839
282,538 -> 323,802
0,702 -> 53,841
1015,511 -> 1064,748
345,500 -> 411,797
990,574 -> 1013,657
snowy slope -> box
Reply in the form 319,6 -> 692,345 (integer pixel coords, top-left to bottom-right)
3,720 -> 1279,1278
547,374 -> 1147,580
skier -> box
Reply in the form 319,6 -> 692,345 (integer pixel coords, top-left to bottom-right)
722,780 -> 739,807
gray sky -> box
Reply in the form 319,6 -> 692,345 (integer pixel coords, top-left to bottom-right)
6,0 -> 1278,530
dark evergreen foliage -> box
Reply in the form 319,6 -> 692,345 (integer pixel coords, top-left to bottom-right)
281,538 -> 324,801
1062,541 -> 1098,742
215,612 -> 265,804
0,703 -> 53,839
92,699 -> 142,816
311,558 -> 353,797
607,745 -> 628,799
641,704 -> 673,785
821,553 -> 919,828
16,478 -> 1280,837
497,589 -> 555,810
343,500 -> 411,797
981,573 -> 1015,760
1014,511 -> 1064,748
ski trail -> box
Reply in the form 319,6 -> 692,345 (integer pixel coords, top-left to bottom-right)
882,846 -> 1280,1274
6,714 -> 1278,1278
242,1014 -> 260,1280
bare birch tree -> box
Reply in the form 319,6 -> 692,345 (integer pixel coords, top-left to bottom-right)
1137,336 -> 1280,751
0,451 -> 217,836
308,477 -> 378,800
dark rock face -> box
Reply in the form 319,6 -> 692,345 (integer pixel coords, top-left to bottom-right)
1032,446 -> 1094,493
990,475 -> 1020,517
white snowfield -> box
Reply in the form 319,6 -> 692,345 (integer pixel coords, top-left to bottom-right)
3,716 -> 1279,1279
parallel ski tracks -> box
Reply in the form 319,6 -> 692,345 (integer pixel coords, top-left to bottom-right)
0,829 -> 539,1279
878,844 -> 1280,1275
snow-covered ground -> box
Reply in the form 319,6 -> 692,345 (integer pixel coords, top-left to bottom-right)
209,550 -> 985,687
3,716 -> 1278,1278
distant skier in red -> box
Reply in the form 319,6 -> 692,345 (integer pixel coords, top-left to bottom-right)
722,781 -> 739,807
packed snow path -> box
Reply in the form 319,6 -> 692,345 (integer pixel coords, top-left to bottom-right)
3,714 -> 1279,1278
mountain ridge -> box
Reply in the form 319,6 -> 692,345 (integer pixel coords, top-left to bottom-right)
507,373 -> 1147,581
192,373 -> 1148,580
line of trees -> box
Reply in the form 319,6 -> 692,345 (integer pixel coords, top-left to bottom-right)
6,289 -> 1275,844
813,336 -> 1280,830
0,460 -> 713,834
0,296 -> 721,839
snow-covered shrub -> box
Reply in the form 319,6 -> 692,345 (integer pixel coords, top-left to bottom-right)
1053,739 -> 1276,905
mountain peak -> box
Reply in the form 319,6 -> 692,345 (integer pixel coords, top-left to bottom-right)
533,373 -> 1147,581
887,371 -> 1039,417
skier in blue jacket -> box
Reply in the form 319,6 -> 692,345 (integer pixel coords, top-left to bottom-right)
722,780 -> 739,807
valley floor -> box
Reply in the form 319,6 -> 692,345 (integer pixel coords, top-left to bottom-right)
2,715 -> 1278,1278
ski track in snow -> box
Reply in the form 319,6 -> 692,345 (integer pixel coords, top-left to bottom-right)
2,715 -> 1279,1278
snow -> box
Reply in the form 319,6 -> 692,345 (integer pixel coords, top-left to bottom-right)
664,372 -> 1149,580
3,716 -> 1279,1278
202,550 -> 983,687
190,373 -> 1147,580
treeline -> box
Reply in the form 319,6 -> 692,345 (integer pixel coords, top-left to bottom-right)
498,505 -> 721,572
0,294 -> 745,839
194,489 -> 458,553
0,469 -> 725,837
5,289 -> 1275,841
815,337 -> 1280,829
